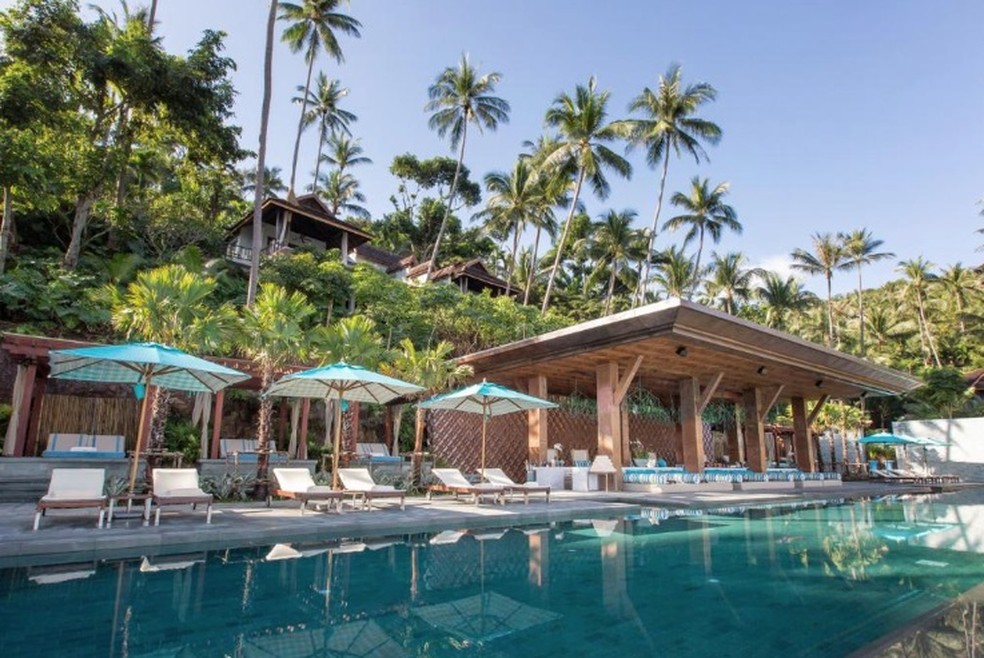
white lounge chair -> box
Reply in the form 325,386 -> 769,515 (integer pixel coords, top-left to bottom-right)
271,468 -> 345,514
151,468 -> 213,525
429,468 -> 504,505
338,468 -> 406,511
480,468 -> 550,504
34,468 -> 107,530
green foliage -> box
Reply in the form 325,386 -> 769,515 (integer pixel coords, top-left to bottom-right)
626,388 -> 675,421
904,367 -> 977,419
163,418 -> 200,465
261,247 -> 352,323
0,254 -> 110,332
201,472 -> 257,501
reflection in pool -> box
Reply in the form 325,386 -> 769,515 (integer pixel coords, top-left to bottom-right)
3,491 -> 984,657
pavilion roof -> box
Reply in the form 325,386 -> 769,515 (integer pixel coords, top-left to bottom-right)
456,298 -> 920,400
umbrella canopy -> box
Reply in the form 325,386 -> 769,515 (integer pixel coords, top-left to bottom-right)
267,362 -> 423,488
50,342 -> 248,393
418,380 -> 556,472
857,432 -> 924,446
50,342 -> 249,492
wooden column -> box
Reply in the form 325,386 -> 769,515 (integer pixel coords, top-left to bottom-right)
210,389 -> 225,459
527,375 -> 548,464
298,399 -> 310,460
679,377 -> 704,473
11,361 -> 38,457
276,399 -> 288,450
743,388 -> 767,472
791,397 -> 816,472
596,362 -> 624,484
24,365 -> 48,457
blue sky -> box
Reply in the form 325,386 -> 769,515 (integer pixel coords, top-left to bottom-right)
40,1 -> 984,293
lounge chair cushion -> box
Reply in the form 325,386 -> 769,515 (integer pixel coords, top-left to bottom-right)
159,487 -> 209,498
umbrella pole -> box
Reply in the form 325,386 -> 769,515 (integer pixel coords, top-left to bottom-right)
128,380 -> 153,493
332,394 -> 344,489
481,407 -> 488,474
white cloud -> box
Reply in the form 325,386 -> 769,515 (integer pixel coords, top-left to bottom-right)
751,254 -> 798,282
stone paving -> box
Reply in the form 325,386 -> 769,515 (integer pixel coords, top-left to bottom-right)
1,480 -> 971,568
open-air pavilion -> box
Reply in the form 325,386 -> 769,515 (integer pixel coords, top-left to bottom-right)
455,298 -> 921,477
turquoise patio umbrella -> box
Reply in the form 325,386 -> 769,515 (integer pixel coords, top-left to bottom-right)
49,342 -> 250,492
418,380 -> 557,473
267,362 -> 424,489
858,432 -> 945,470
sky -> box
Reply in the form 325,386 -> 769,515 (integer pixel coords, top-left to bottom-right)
17,0 -> 984,295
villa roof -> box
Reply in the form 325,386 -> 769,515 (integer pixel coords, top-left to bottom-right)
226,196 -> 373,248
457,298 -> 921,401
407,259 -> 513,294
355,244 -> 410,273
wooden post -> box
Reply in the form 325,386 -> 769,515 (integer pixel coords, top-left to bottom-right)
596,362 -> 623,486
11,360 -> 37,457
528,375 -> 548,464
743,388 -> 767,472
210,389 -> 225,459
24,365 -> 48,458
298,399 -> 310,460
679,377 -> 704,473
276,399 -> 288,451
791,397 -> 816,472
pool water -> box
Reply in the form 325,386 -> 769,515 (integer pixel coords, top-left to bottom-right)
3,491 -> 984,657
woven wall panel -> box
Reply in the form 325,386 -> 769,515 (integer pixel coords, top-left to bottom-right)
427,408 -> 696,479
35,394 -> 140,454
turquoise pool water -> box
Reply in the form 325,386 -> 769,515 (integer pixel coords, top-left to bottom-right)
3,492 -> 984,657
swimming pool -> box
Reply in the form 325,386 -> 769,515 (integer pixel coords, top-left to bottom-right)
2,491 -> 984,657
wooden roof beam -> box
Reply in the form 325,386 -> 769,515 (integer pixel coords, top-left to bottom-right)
614,355 -> 644,405
807,394 -> 829,425
696,371 -> 724,415
758,384 -> 785,424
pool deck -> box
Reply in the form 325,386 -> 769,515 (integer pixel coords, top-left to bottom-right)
2,480 -> 974,568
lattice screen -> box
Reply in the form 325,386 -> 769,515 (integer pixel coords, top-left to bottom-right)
427,408 -> 704,480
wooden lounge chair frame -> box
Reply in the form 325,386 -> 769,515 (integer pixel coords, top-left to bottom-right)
270,468 -> 345,514
337,468 -> 406,511
34,468 -> 108,530
428,468 -> 504,505
151,468 -> 213,526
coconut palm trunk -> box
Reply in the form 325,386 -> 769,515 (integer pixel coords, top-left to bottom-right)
0,184 -> 12,275
506,223 -> 521,295
690,228 -> 706,299
639,148 -> 670,306
542,166 -> 586,313
523,225 -> 543,306
856,266 -> 866,356
427,123 -> 467,280
288,54 -> 317,199
605,261 -> 618,315
412,406 -> 426,486
312,119 -> 327,189
247,0 -> 278,307
824,272 -> 835,346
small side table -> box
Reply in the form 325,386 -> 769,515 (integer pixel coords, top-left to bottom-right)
107,494 -> 152,528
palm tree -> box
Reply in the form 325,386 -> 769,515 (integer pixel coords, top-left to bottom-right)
314,315 -> 386,367
704,251 -> 760,315
292,73 -> 356,188
623,65 -> 721,306
313,169 -> 369,218
279,0 -> 361,198
791,233 -> 846,346
540,77 -> 631,312
898,257 -> 942,367
320,133 -> 371,174
239,283 -> 317,485
650,245 -> 697,299
663,177 -> 740,298
424,54 -> 510,280
385,339 -> 472,486
589,209 -> 643,314
111,264 -> 239,451
938,263 -> 980,334
839,229 -> 894,357
479,159 -> 541,295
248,0 -> 280,308
242,166 -> 287,197
756,272 -> 816,331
